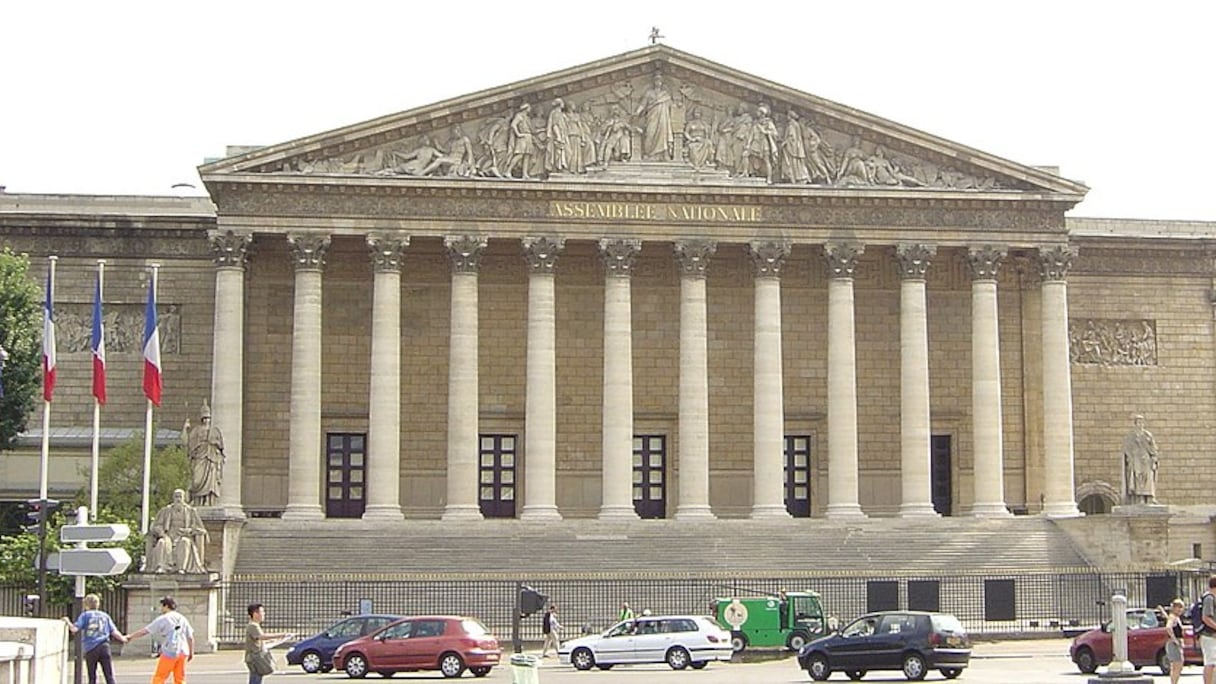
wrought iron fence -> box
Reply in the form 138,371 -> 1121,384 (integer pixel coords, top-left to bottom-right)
0,584 -> 128,628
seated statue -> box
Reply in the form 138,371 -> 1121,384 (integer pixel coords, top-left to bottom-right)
144,488 -> 208,574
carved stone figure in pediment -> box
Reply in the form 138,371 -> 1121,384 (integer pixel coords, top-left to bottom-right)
503,103 -> 537,179
566,100 -> 597,173
545,99 -> 570,174
778,110 -> 811,184
635,73 -> 675,161
802,119 -> 835,184
837,136 -> 872,186
683,108 -> 713,169
599,104 -> 637,164
741,103 -> 779,183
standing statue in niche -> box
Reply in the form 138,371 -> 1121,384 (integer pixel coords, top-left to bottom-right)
634,73 -> 675,161
184,401 -> 225,508
1122,414 -> 1159,505
144,489 -> 208,573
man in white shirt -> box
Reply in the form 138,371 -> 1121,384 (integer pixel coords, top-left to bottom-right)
125,596 -> 195,684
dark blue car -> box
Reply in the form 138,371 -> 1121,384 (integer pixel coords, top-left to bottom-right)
797,611 -> 970,681
285,614 -> 401,673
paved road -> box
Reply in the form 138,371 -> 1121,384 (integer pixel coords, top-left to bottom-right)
103,638 -> 1188,683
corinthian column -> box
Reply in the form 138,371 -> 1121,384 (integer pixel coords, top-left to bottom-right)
674,239 -> 717,520
442,235 -> 486,521
598,238 -> 642,520
209,230 -> 251,519
363,235 -> 408,521
896,244 -> 938,518
967,246 -> 1012,517
750,240 -> 792,519
282,233 -> 330,521
824,243 -> 867,520
1039,245 -> 1082,518
520,236 -> 565,522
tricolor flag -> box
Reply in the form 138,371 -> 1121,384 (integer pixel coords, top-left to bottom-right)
42,269 -> 56,402
142,275 -> 162,406
91,274 -> 107,404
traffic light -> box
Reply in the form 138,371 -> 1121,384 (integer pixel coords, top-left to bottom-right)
519,585 -> 548,617
22,498 -> 60,534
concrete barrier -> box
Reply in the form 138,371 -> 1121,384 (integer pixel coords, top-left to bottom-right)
0,617 -> 68,684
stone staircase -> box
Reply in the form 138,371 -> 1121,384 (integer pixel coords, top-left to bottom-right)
232,516 -> 1093,578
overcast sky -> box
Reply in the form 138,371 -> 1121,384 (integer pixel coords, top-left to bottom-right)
1,1 -> 1211,221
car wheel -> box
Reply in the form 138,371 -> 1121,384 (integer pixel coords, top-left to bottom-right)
940,668 -> 962,679
788,632 -> 810,651
344,653 -> 369,679
731,632 -> 748,653
470,666 -> 491,677
439,652 -> 465,678
690,661 -> 708,670
1157,648 -> 1169,676
846,670 -> 866,680
571,647 -> 596,671
666,646 -> 691,670
596,664 -> 614,670
1074,646 -> 1098,674
300,650 -> 324,674
902,653 -> 927,681
376,672 -> 394,678
807,654 -> 831,681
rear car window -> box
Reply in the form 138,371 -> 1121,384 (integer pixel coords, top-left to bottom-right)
930,614 -> 965,634
461,619 -> 491,637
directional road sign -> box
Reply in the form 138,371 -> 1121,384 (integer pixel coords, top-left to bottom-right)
60,523 -> 131,544
54,548 -> 132,576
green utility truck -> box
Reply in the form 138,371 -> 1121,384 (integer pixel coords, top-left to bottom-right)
714,590 -> 827,653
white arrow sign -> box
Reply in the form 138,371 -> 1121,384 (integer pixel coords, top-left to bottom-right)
60,523 -> 131,544
56,548 -> 132,576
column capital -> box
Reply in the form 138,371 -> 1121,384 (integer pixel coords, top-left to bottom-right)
1038,244 -> 1079,282
598,238 -> 642,277
209,230 -> 252,269
823,242 -> 864,279
748,240 -> 791,278
444,234 -> 487,274
522,236 -> 566,273
287,233 -> 331,271
674,239 -> 717,278
896,243 -> 937,280
966,245 -> 1007,281
367,234 -> 409,272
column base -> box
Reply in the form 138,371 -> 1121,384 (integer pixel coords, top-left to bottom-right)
825,504 -> 868,521
1042,501 -> 1083,519
598,505 -> 639,521
969,503 -> 1013,518
441,505 -> 484,522
898,503 -> 940,519
674,505 -> 717,521
362,505 -> 405,522
750,505 -> 792,520
280,505 -> 325,521
520,505 -> 563,522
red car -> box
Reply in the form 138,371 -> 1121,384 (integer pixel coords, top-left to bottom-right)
1070,609 -> 1202,675
332,615 -> 501,678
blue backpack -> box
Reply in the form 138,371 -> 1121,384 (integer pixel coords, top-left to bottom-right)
1191,595 -> 1209,635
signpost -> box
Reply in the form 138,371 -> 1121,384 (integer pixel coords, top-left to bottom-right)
56,506 -> 132,684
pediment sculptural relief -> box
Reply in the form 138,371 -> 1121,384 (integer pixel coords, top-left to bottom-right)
261,70 -> 1011,191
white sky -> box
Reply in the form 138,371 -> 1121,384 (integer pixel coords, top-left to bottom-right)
1,1 -> 1212,221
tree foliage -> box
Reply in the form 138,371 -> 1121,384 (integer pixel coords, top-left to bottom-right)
0,248 -> 42,451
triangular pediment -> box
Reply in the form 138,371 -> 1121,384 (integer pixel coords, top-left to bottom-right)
199,45 -> 1086,200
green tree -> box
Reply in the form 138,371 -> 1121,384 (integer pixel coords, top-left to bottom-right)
0,248 -> 42,451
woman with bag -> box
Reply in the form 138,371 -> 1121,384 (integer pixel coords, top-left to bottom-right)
245,603 -> 293,684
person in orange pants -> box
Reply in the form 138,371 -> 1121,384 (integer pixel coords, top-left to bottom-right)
125,596 -> 195,683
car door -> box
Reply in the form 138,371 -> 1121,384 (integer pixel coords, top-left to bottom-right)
830,615 -> 882,670
865,613 -> 915,670
323,617 -> 367,662
371,620 -> 414,671
596,621 -> 639,664
632,618 -> 671,663
402,619 -> 448,669
1126,619 -> 1163,665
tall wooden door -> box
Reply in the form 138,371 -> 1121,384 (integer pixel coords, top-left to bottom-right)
479,434 -> 517,518
326,433 -> 366,518
931,435 -> 953,516
784,435 -> 812,517
633,435 -> 667,519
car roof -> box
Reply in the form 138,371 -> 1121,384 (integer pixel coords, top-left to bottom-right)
633,615 -> 714,621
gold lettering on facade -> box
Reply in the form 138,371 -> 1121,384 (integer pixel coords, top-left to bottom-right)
551,202 -> 761,223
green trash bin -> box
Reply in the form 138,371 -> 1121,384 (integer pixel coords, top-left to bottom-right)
509,653 -> 540,684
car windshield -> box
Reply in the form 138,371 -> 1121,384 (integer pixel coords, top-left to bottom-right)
930,614 -> 965,634
461,619 -> 490,637
843,616 -> 879,637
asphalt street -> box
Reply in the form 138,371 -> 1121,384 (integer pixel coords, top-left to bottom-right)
102,638 -> 1196,683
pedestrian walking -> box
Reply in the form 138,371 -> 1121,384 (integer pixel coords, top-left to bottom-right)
244,603 -> 294,684
540,604 -> 562,658
63,593 -> 127,684
124,596 -> 195,684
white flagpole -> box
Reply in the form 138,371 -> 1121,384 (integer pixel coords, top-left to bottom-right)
140,264 -> 159,535
90,260 -> 105,521
39,256 -> 57,501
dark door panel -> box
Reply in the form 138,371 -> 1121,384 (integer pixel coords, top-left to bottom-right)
326,433 -> 366,518
784,435 -> 812,517
633,435 -> 666,519
479,434 -> 517,518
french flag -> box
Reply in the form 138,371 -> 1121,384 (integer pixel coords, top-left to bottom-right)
142,275 -> 162,406
42,269 -> 56,402
91,274 -> 106,404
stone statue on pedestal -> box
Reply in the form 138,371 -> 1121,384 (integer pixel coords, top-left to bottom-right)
1123,414 -> 1159,505
184,401 -> 225,508
145,488 -> 208,573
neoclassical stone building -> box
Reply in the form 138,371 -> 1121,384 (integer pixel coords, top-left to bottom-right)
4,46 -> 1215,541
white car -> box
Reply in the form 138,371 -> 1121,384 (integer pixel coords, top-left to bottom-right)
559,615 -> 733,671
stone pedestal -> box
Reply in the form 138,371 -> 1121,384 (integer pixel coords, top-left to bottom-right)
123,573 -> 221,654
1087,673 -> 1154,684
198,507 -> 246,579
